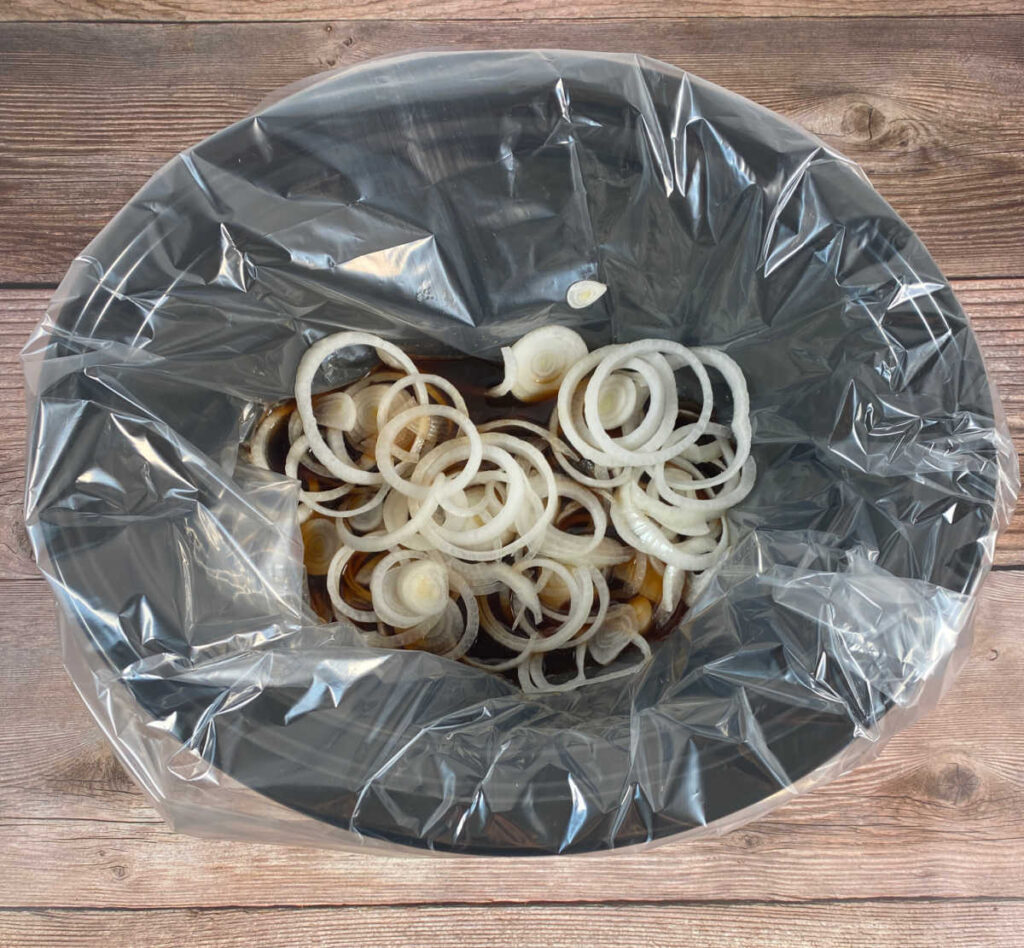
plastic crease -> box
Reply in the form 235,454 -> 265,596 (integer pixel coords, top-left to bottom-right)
22,49 -> 1018,856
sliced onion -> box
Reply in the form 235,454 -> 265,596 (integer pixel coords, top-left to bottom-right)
349,384 -> 399,444
486,346 -> 519,399
410,433 -> 558,563
622,475 -> 715,536
521,634 -> 652,693
370,550 -> 449,628
494,413 -> 632,490
376,372 -> 468,461
440,570 -> 480,661
487,326 -> 589,402
301,518 -> 340,576
415,445 -> 525,549
595,371 -> 640,428
380,490 -> 433,553
516,560 -> 593,653
582,343 -> 713,464
449,561 -> 543,624
588,603 -> 640,665
362,600 -> 460,650
650,452 -> 757,514
376,403 -> 482,502
660,566 -> 686,618
610,496 -> 731,572
586,353 -> 678,454
395,560 -> 449,617
334,478 -> 444,552
331,484 -> 389,520
466,597 -> 537,672
276,325 -> 754,694
314,391 -> 356,431
294,331 -> 426,485
326,546 -> 377,624
347,498 -> 386,533
566,279 -> 608,310
647,347 -> 752,492
562,568 -> 611,648
519,645 -> 586,694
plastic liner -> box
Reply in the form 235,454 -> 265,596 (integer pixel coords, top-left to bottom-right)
22,50 -> 1018,855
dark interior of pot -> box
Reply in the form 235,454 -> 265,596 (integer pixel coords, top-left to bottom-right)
26,50 -> 1007,854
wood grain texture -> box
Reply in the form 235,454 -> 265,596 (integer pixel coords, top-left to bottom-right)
3,0 -> 1020,22
1,18 -> 1023,284
3,8 -> 1024,943
1,902 -> 1022,948
1,570 -> 1022,908
6,279 -> 1023,575
0,291 -> 36,583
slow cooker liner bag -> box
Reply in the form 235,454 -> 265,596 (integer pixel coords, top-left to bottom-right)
23,50 -> 1019,854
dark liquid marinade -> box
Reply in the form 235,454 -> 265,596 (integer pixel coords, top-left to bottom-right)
250,356 -> 707,683
413,355 -> 553,426
266,411 -> 295,476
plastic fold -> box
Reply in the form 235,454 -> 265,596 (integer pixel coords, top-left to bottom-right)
23,50 -> 1018,855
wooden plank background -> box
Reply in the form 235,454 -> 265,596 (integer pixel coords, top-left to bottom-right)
3,0 -> 1021,21
1,2 -> 1022,946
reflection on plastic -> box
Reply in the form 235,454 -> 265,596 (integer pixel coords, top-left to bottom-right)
22,50 -> 1019,855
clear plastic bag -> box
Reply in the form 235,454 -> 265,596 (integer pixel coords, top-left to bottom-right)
22,50 -> 1018,855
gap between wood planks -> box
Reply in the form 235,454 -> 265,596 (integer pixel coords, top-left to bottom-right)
1,895 -> 1023,911
1,1 -> 1021,23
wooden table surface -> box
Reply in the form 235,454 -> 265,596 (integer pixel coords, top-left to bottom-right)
2,2 -> 1023,946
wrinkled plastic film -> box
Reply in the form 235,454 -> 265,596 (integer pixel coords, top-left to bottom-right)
23,50 -> 1018,855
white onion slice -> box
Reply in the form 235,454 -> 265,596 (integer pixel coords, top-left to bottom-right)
566,279 -> 608,310
516,560 -> 593,653
326,546 -> 377,625
300,518 -> 341,576
376,403 -> 482,502
648,347 -> 751,492
532,474 -> 609,559
411,433 -> 558,563
565,568 -> 611,648
361,599 -> 459,650
465,597 -> 537,672
659,565 -> 686,618
588,603 -> 640,665
376,371 -> 469,460
486,346 -> 519,399
440,570 -> 480,661
314,392 -> 356,431
370,550 -> 449,628
595,372 -> 639,428
294,331 -> 425,486
334,478 -> 444,552
650,452 -> 757,514
581,343 -> 713,464
521,635 -> 652,694
403,444 -> 526,555
486,326 -> 589,402
610,496 -> 731,572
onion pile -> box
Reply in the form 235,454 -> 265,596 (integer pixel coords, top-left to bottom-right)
247,326 -> 754,694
